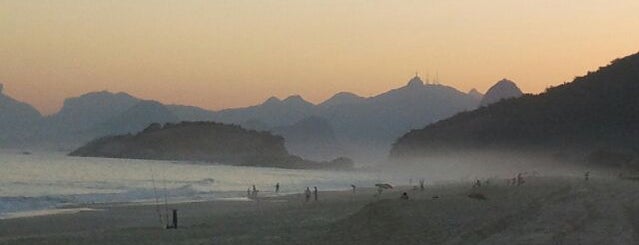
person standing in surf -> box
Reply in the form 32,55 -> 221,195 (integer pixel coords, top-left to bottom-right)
305,187 -> 311,202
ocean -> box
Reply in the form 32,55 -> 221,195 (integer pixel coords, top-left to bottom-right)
0,150 -> 395,219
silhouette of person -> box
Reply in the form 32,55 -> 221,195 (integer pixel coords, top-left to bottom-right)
516,173 -> 525,186
473,179 -> 481,188
401,192 -> 409,200
313,186 -> 318,201
419,179 -> 425,191
275,182 -> 280,193
305,187 -> 311,202
252,185 -> 258,198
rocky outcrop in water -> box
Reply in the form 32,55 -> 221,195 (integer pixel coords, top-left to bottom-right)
70,121 -> 353,170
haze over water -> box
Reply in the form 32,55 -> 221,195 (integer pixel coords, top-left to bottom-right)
0,150 -> 398,219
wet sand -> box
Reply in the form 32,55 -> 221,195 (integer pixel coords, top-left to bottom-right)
1,176 -> 638,244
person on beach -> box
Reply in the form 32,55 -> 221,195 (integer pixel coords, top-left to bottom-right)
275,182 -> 280,193
419,179 -> 425,191
252,185 -> 258,199
585,171 -> 590,181
313,186 -> 318,201
305,187 -> 311,202
516,173 -> 525,186
401,192 -> 409,200
351,184 -> 356,194
473,179 -> 481,188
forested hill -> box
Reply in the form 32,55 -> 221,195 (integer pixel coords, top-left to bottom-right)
70,121 -> 353,170
391,52 -> 639,159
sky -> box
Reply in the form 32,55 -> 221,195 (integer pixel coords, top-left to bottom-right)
1,0 -> 638,115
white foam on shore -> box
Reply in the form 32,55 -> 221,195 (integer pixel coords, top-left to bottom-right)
1,207 -> 101,220
0,151 -> 390,220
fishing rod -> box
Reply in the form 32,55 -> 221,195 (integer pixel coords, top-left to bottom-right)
163,174 -> 170,228
150,167 -> 164,226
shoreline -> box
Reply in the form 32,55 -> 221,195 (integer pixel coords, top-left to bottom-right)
0,150 -> 390,225
1,208 -> 102,220
0,187 -> 358,221
3,175 -> 638,244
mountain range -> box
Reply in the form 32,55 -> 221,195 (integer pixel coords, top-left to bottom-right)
31,92 -> 181,148
0,76 -> 520,162
391,52 -> 639,165
0,84 -> 43,147
196,75 -> 491,161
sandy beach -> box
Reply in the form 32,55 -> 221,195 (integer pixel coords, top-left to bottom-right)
1,175 -> 638,245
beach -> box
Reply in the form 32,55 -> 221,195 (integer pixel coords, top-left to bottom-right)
1,175 -> 638,244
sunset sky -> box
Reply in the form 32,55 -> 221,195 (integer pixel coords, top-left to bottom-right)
1,0 -> 638,115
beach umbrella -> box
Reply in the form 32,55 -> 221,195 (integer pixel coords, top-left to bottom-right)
375,183 -> 393,189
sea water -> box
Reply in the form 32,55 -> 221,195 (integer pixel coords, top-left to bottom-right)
0,150 -> 393,219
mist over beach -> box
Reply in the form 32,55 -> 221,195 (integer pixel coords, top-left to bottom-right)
2,0 -> 639,244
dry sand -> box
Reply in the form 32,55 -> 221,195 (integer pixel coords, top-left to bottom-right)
1,175 -> 639,244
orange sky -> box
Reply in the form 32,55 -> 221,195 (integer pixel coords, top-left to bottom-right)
1,0 -> 638,115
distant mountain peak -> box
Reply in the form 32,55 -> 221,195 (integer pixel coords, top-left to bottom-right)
71,90 -> 136,101
495,78 -> 517,86
406,75 -> 425,88
479,79 -> 523,107
468,88 -> 481,94
0,82 -> 43,147
468,88 -> 483,100
334,91 -> 359,97
263,96 -> 281,105
87,90 -> 115,96
319,92 -> 365,108
60,90 -> 139,111
282,95 -> 315,108
283,95 -> 307,103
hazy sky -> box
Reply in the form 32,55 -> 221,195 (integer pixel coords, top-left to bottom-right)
1,0 -> 638,115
